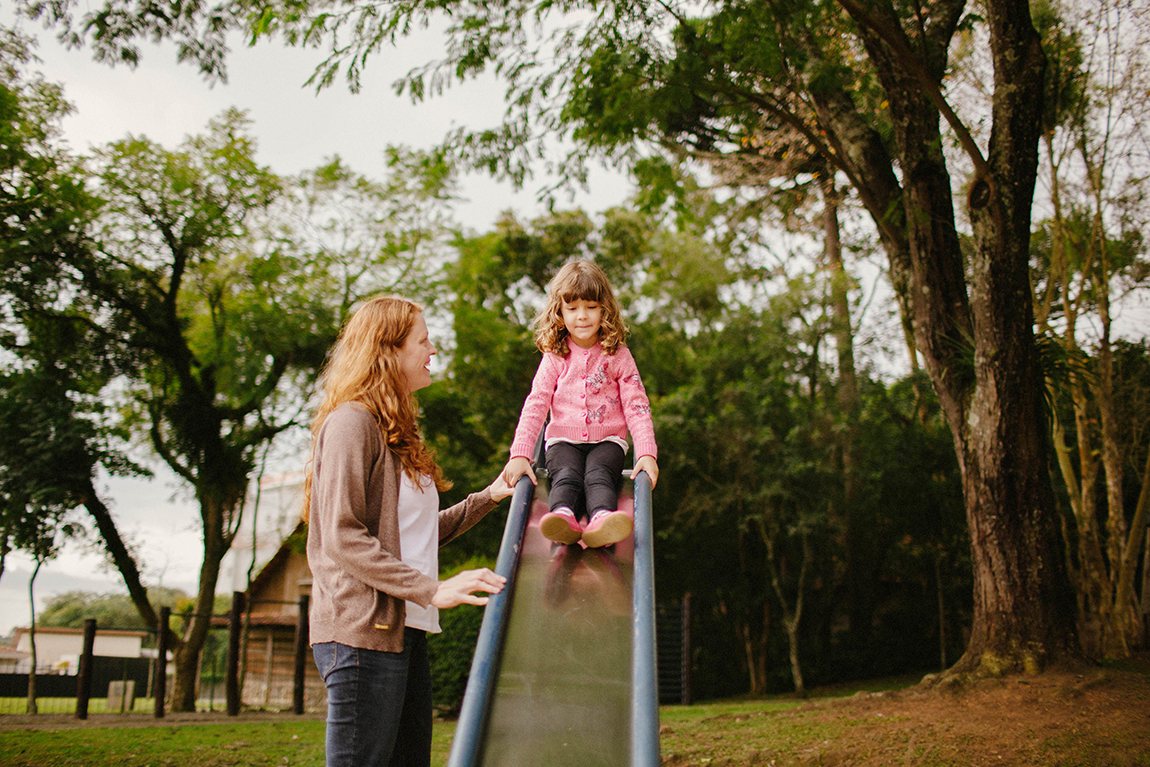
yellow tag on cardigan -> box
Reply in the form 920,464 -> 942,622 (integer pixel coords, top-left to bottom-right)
374,624 -> 390,630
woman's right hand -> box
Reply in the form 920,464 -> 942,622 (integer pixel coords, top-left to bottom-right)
431,568 -> 507,609
501,456 -> 537,488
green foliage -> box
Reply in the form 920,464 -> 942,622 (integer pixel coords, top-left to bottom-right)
428,557 -> 494,716
0,40 -> 465,708
0,34 -> 127,568
428,603 -> 485,717
1111,340 -> 1150,482
38,587 -> 190,630
1031,0 -> 1087,137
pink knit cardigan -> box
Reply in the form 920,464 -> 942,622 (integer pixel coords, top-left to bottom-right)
510,338 -> 657,460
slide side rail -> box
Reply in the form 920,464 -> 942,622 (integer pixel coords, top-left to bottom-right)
446,472 -> 535,767
631,469 -> 660,766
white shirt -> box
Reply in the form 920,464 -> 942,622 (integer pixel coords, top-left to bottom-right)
398,472 -> 441,633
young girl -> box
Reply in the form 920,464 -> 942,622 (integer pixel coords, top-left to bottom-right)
502,260 -> 659,548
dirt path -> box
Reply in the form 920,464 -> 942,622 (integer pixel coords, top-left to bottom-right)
661,658 -> 1150,766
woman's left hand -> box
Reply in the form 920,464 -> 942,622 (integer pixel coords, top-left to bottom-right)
487,473 -> 515,502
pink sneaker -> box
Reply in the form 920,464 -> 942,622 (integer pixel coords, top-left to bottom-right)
581,510 -> 633,548
539,510 -> 582,544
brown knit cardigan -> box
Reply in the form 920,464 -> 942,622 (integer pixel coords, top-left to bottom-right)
306,402 -> 499,652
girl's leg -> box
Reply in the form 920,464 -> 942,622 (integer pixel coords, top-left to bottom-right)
582,442 -> 631,548
545,442 -> 587,515
389,628 -> 433,767
583,442 -> 626,516
541,442 -> 587,543
313,641 -> 411,767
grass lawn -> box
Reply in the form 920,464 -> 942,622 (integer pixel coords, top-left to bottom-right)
3,667 -> 1147,767
0,718 -> 462,767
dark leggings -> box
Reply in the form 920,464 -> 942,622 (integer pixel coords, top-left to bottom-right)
545,441 -> 625,519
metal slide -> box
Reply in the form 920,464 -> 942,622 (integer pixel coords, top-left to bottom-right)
447,464 -> 660,767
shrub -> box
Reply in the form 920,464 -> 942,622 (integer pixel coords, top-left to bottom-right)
428,557 -> 494,717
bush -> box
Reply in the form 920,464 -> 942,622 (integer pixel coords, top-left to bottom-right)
428,557 -> 494,717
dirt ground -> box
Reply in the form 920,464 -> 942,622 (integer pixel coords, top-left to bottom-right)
662,656 -> 1150,766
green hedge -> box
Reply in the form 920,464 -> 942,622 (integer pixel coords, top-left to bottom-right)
428,557 -> 494,717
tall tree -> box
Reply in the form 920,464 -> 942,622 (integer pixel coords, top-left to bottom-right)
383,0 -> 1076,674
1026,0 -> 1150,658
0,28 -> 148,616
1,85 -> 459,709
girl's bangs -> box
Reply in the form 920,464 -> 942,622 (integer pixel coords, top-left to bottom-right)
558,271 -> 605,304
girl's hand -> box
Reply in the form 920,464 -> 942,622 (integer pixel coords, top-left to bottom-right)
501,456 -> 537,488
633,455 -> 659,489
431,568 -> 507,609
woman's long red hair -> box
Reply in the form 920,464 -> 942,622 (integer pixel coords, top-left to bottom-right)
301,296 -> 449,523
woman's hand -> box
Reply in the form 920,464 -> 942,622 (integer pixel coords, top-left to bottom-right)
633,455 -> 659,489
486,473 -> 515,502
500,456 -> 537,489
431,568 -> 507,609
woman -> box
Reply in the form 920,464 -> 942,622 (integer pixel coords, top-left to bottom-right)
302,296 -> 512,767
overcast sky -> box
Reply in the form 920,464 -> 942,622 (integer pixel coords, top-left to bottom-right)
0,18 -> 633,635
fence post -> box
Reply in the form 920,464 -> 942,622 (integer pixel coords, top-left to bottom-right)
293,593 -> 310,715
682,593 -> 692,705
226,591 -> 245,716
154,607 -> 170,718
75,619 -> 97,720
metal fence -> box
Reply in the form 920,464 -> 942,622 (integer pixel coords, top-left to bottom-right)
5,591 -> 689,717
656,595 -> 692,705
1,595 -> 318,718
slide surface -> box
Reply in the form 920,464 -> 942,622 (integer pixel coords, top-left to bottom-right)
481,493 -> 636,766
448,471 -> 659,767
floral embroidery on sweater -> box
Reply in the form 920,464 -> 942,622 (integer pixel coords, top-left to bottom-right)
587,364 -> 609,393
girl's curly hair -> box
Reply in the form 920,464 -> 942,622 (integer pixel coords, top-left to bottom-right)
533,260 -> 627,356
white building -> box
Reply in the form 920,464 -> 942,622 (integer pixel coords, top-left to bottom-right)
10,626 -> 149,674
0,647 -> 30,674
219,471 -> 305,596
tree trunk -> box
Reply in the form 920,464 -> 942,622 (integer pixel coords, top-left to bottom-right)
1072,382 -> 1117,656
171,490 -> 234,712
1115,445 -> 1150,648
821,174 -> 871,657
737,606 -> 769,696
80,481 -> 161,631
1141,529 -> 1150,646
1042,126 -> 1114,658
785,617 -> 805,698
828,0 -> 1081,673
954,0 -> 1079,672
762,519 -> 810,697
1090,205 -> 1137,654
1041,121 -> 1136,658
26,556 -> 42,715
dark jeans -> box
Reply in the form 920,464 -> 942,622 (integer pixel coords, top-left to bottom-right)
545,440 -> 625,519
312,629 -> 432,767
